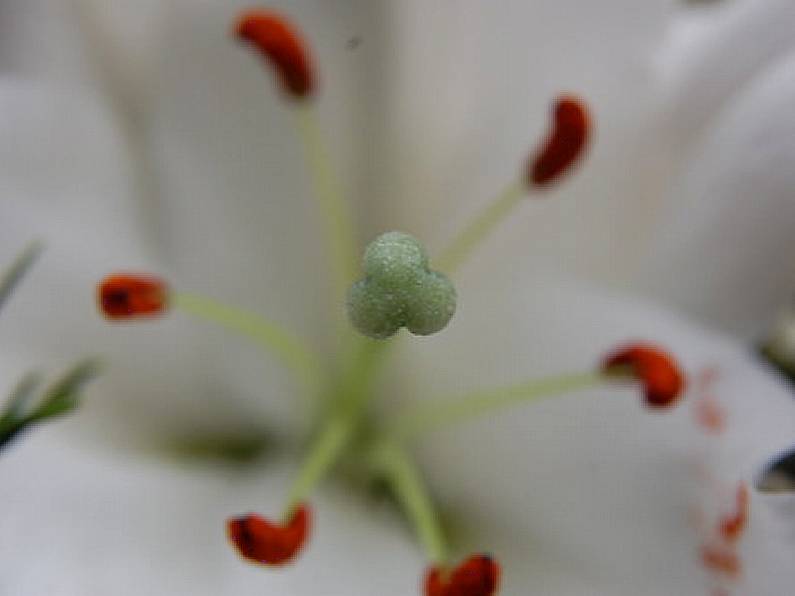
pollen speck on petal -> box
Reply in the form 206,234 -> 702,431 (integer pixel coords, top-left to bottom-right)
701,544 -> 742,579
97,273 -> 168,320
425,554 -> 500,596
602,342 -> 685,409
719,482 -> 750,542
227,503 -> 310,566
235,9 -> 315,99
527,94 -> 590,187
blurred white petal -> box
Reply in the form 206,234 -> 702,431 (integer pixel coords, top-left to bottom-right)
0,427 -> 421,596
404,268 -> 795,594
642,48 -> 795,339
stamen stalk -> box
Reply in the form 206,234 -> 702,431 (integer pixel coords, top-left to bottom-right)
293,104 -> 357,305
173,292 -> 323,393
393,370 -> 614,440
372,440 -> 448,564
284,414 -> 353,518
282,338 -> 392,517
435,181 -> 525,274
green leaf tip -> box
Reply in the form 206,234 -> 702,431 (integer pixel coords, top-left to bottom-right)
0,358 -> 101,451
347,232 -> 457,340
0,240 -> 44,313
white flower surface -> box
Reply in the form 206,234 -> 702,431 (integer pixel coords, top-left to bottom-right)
0,0 -> 793,595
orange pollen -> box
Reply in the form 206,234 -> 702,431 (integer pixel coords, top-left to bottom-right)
602,342 -> 685,409
701,544 -> 742,579
425,554 -> 500,596
528,94 -> 590,187
235,9 -> 315,99
719,483 -> 750,543
98,273 -> 168,320
227,503 -> 311,566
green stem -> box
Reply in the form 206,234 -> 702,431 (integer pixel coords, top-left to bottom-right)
294,104 -> 357,308
392,370 -> 610,441
435,181 -> 525,274
173,292 -> 324,394
372,440 -> 448,564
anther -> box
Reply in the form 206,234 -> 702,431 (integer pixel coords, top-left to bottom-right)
347,232 -> 456,339
527,95 -> 590,187
236,10 -> 315,99
602,343 -> 685,408
98,273 -> 168,320
425,554 -> 501,596
227,503 -> 311,566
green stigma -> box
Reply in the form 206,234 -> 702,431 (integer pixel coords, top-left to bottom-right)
347,232 -> 457,339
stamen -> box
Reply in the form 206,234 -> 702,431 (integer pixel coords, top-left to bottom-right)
282,338 -> 391,518
98,273 -> 168,319
434,181 -> 525,275
348,232 -> 456,339
371,440 -> 449,565
602,343 -> 685,409
436,95 -> 591,274
234,9 -> 356,315
391,371 -> 608,441
527,95 -> 590,186
172,292 -> 324,393
227,503 -> 310,566
235,10 -> 315,99
283,415 -> 354,517
293,105 -> 358,309
425,554 -> 501,596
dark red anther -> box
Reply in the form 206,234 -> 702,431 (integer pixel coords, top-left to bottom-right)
527,95 -> 590,187
602,343 -> 685,409
235,10 -> 315,99
227,503 -> 310,566
425,554 -> 500,596
719,483 -> 750,543
98,273 -> 168,320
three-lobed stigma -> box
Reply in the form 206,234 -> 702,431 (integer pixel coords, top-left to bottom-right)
347,232 -> 457,340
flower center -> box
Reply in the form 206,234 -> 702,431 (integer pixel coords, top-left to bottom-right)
91,8 -> 686,595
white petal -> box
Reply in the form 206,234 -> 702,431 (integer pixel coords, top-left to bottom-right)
395,266 -> 795,594
383,0 -> 681,286
0,426 -> 422,595
641,48 -> 795,339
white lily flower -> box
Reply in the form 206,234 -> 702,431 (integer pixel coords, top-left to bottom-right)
0,1 -> 793,595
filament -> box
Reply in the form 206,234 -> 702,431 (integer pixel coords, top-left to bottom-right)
434,181 -> 525,275
293,104 -> 357,308
173,292 -> 324,394
392,370 -> 612,440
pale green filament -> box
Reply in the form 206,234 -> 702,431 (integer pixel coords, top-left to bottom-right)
371,440 -> 449,564
348,232 -> 457,339
435,180 -> 526,274
392,370 -> 611,441
283,336 -> 393,516
294,104 -> 357,307
173,292 -> 324,393
284,414 -> 354,518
